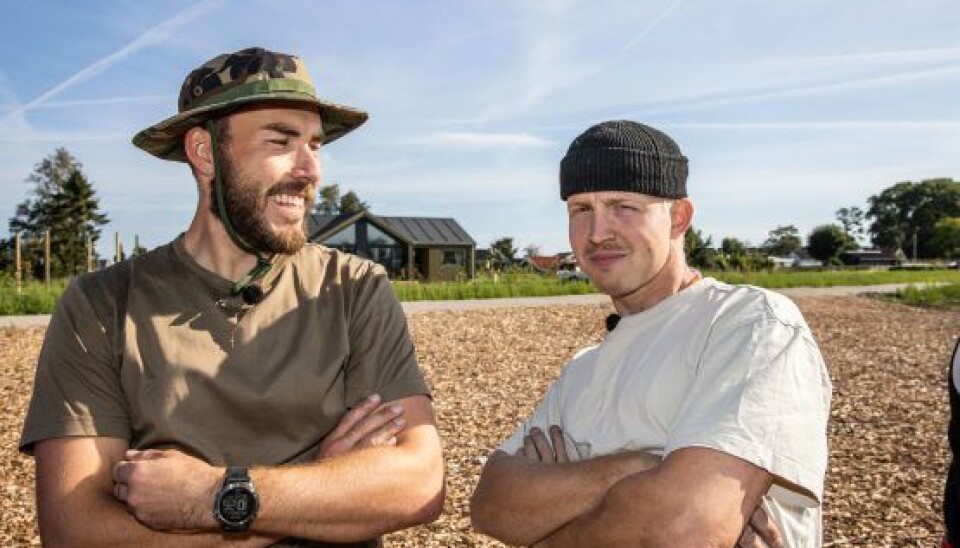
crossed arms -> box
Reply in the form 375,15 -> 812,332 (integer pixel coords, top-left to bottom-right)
34,394 -> 443,547
471,425 -> 777,547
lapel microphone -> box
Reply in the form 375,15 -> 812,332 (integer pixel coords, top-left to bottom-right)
605,313 -> 621,332
240,283 -> 264,305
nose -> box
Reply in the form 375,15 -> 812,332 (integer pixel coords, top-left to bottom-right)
292,144 -> 321,185
588,208 -> 615,244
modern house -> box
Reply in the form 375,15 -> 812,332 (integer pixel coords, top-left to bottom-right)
307,211 -> 476,281
839,248 -> 899,267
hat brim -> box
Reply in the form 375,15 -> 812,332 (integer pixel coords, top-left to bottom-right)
132,92 -> 368,162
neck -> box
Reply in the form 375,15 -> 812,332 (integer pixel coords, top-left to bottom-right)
611,244 -> 696,316
183,205 -> 258,282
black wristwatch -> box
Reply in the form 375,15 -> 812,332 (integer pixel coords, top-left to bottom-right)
213,466 -> 260,532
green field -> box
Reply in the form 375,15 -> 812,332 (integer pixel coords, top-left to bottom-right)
2,268 -> 959,314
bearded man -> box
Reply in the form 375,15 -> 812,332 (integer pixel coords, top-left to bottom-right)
20,47 -> 443,547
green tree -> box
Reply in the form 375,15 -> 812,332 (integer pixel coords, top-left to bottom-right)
490,237 -> 517,269
930,217 -> 960,259
721,237 -> 746,258
315,183 -> 340,215
684,226 -> 719,269
7,148 -> 109,277
47,170 -> 109,275
866,178 -> 960,258
339,190 -> 368,214
835,206 -> 865,246
807,224 -> 856,263
761,225 -> 802,257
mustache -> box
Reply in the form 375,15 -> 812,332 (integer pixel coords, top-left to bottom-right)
584,241 -> 628,256
266,181 -> 314,197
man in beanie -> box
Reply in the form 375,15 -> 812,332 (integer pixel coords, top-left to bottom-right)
471,120 -> 831,546
20,47 -> 443,546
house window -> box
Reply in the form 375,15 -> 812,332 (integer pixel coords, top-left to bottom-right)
442,250 -> 464,266
323,225 -> 357,253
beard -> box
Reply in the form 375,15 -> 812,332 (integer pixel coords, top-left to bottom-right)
211,149 -> 316,255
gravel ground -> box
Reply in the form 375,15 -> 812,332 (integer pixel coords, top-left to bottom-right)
1,295 -> 957,546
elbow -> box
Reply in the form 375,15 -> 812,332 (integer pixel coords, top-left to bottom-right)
396,454 -> 445,529
469,488 -> 535,546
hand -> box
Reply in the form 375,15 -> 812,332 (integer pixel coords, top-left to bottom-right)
112,448 -> 221,531
517,425 -> 568,463
736,502 -> 783,548
318,393 -> 406,459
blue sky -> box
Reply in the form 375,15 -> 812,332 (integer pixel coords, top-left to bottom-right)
1,0 -> 959,256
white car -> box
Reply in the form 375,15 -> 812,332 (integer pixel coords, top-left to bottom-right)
557,267 -> 590,282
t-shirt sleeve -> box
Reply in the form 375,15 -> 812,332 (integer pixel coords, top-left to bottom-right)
19,279 -> 130,454
664,317 -> 832,506
343,262 -> 430,407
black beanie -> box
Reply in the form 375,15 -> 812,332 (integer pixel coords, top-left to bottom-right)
560,120 -> 688,200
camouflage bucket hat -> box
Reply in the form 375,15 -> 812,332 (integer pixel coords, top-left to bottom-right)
132,47 -> 368,161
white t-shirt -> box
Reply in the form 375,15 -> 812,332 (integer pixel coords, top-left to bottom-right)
500,278 -> 832,547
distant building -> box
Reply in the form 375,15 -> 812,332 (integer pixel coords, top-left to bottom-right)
308,211 -> 476,281
839,248 -> 898,267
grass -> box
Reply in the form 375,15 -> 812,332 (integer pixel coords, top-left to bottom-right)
0,277 -> 70,316
883,282 -> 960,307
708,268 -> 960,289
2,268 -> 959,314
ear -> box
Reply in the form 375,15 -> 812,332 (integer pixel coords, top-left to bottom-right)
670,198 -> 694,239
183,126 -> 214,180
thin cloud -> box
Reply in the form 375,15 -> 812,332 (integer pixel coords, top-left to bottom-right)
13,95 -> 170,109
412,131 -> 553,147
624,62 -> 960,118
0,0 -> 227,126
759,46 -> 960,70
668,121 -> 960,131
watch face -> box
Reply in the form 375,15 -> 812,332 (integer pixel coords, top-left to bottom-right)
217,486 -> 256,524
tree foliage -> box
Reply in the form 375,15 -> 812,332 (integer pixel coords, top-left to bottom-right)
807,224 -> 856,263
5,148 -> 109,277
339,190 -> 368,214
684,226 -> 720,269
761,225 -> 802,257
931,217 -> 960,259
835,206 -> 865,246
489,237 -> 518,269
866,178 -> 960,258
314,184 -> 368,215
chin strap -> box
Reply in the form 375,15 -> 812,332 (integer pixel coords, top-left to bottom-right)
207,119 -> 273,296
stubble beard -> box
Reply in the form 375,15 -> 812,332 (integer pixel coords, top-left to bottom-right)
211,150 -> 315,255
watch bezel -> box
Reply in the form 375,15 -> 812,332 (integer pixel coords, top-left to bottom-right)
213,468 -> 259,532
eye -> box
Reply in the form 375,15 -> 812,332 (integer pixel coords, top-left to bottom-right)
269,138 -> 289,147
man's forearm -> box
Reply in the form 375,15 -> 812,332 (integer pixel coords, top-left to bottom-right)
40,488 -> 275,548
470,450 -> 658,546
250,424 -> 444,542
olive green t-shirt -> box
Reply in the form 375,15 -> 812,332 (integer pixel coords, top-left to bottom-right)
20,236 -> 429,546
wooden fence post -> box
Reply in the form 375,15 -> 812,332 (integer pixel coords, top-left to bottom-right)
14,232 -> 21,294
44,229 -> 51,287
115,232 -> 121,264
87,235 -> 93,272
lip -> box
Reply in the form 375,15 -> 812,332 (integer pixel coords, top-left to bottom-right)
267,193 -> 306,224
587,251 -> 627,270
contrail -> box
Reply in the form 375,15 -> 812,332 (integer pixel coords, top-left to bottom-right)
0,0 -> 228,126
621,0 -> 687,54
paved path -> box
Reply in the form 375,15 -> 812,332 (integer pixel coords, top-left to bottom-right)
0,283 -> 926,329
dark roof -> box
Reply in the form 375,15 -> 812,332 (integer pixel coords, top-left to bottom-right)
308,211 -> 475,247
